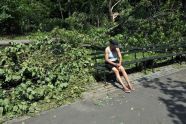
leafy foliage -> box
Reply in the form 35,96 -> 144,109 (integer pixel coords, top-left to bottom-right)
109,0 -> 186,47
0,0 -> 186,121
0,29 -> 95,118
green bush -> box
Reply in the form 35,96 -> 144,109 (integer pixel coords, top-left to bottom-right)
65,12 -> 89,30
39,18 -> 66,32
0,29 -> 95,119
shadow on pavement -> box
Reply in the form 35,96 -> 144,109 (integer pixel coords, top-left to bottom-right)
138,76 -> 186,124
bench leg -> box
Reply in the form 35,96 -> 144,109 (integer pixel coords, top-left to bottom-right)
144,61 -> 147,74
179,55 -> 182,65
171,56 -> 174,62
175,55 -> 182,65
152,60 -> 155,73
103,70 -> 108,85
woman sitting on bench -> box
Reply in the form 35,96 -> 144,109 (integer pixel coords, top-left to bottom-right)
105,39 -> 135,93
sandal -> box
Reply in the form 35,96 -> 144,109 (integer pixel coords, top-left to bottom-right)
130,87 -> 135,91
126,84 -> 135,91
123,88 -> 131,93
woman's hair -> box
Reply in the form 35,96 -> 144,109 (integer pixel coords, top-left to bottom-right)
109,39 -> 118,46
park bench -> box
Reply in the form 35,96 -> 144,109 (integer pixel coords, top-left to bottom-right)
91,41 -> 186,84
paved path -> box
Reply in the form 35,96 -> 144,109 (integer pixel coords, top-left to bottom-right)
6,68 -> 186,124
0,40 -> 30,46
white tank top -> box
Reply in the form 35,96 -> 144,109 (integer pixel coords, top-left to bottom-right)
108,48 -> 118,61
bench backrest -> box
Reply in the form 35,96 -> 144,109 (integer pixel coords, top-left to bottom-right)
92,40 -> 186,64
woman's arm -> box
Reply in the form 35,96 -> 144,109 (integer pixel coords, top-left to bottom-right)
105,48 -> 117,66
116,48 -> 122,65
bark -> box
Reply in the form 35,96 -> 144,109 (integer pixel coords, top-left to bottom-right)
183,0 -> 186,12
108,0 -> 113,21
57,0 -> 63,20
108,0 -> 121,22
96,15 -> 100,27
68,0 -> 71,16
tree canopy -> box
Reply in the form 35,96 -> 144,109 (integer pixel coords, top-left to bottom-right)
0,0 -> 185,35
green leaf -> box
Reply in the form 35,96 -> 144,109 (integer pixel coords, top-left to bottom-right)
32,102 -> 37,107
13,106 -> 19,112
3,98 -> 9,105
0,69 -> 4,75
60,83 -> 68,88
20,83 -> 27,89
12,75 -> 21,81
45,77 -> 51,82
27,88 -> 32,93
48,84 -> 54,89
32,72 -> 36,77
28,95 -> 33,100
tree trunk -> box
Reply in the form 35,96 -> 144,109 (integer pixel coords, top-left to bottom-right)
108,0 -> 114,22
108,0 -> 121,22
57,0 -> 63,20
96,15 -> 100,27
182,0 -> 186,12
68,0 -> 71,16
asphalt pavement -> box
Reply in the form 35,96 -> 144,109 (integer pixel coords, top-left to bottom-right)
5,69 -> 186,124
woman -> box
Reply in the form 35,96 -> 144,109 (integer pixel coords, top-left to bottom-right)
105,39 -> 135,93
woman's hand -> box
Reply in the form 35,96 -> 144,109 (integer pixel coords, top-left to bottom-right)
116,63 -> 121,68
118,63 -> 121,67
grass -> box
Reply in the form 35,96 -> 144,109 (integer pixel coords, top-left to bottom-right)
0,32 -> 49,41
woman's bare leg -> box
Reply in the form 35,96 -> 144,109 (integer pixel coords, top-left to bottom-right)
112,67 -> 130,92
118,66 -> 135,90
